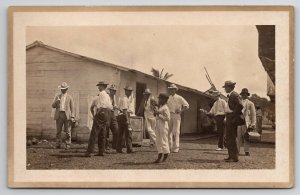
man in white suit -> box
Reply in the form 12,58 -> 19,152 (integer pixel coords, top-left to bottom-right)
167,84 -> 189,153
52,82 -> 75,149
236,88 -> 256,156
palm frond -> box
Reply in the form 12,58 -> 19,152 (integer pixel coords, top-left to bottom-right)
151,67 -> 160,78
159,68 -> 164,79
163,73 -> 174,80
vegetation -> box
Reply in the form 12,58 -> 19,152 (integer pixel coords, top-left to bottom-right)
151,68 -> 174,80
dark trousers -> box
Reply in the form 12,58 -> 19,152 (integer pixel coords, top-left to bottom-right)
106,111 -> 119,150
56,111 -> 71,145
225,114 -> 239,160
87,108 -> 110,155
116,114 -> 133,152
215,115 -> 225,148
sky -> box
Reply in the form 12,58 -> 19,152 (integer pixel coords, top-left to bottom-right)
27,26 -> 268,98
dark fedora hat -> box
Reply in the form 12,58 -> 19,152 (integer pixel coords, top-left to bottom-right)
222,80 -> 236,88
240,88 -> 250,96
96,81 -> 109,86
158,93 -> 169,100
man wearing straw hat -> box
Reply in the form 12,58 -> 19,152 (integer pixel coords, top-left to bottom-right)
167,83 -> 189,153
137,88 -> 157,147
208,90 -> 227,151
116,85 -> 135,154
51,82 -> 75,150
237,88 -> 256,156
223,81 -> 245,162
85,81 -> 112,157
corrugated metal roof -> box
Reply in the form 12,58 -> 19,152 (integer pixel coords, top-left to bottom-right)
27,40 -> 214,99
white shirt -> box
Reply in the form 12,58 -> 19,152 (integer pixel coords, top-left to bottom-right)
60,93 -> 67,111
144,96 -> 155,118
209,98 -> 227,116
225,90 -> 234,113
92,91 -> 113,109
167,94 -> 189,113
119,95 -> 135,115
242,99 -> 256,127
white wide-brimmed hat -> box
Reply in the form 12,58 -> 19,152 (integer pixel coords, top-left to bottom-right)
143,88 -> 152,95
168,83 -> 178,90
58,82 -> 69,89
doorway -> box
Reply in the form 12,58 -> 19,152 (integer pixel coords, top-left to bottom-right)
135,82 -> 147,115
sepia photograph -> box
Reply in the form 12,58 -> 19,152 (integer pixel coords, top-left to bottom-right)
8,6 -> 294,188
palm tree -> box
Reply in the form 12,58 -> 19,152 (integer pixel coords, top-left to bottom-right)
151,68 -> 174,80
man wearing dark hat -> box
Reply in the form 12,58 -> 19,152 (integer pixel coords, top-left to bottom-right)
137,88 -> 157,147
116,85 -> 135,153
153,93 -> 171,163
52,82 -> 75,149
223,81 -> 245,162
105,84 -> 119,152
85,81 -> 112,157
237,88 -> 256,156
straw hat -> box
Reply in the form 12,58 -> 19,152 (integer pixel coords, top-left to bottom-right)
168,83 -> 178,90
143,88 -> 152,95
58,82 -> 69,89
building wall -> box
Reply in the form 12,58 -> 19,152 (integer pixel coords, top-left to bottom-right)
26,45 -> 212,139
27,46 -> 121,138
176,90 -> 213,134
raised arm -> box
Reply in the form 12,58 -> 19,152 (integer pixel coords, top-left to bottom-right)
52,95 -> 59,108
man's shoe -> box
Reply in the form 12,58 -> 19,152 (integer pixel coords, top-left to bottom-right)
84,153 -> 92,157
225,159 -> 239,162
56,144 -> 61,149
224,157 -> 231,160
245,152 -> 250,156
215,148 -> 223,151
154,153 -> 163,163
127,150 -> 134,154
116,150 -> 124,154
65,145 -> 71,150
162,154 -> 169,162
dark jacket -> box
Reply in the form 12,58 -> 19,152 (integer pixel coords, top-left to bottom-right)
227,91 -> 245,126
136,96 -> 157,117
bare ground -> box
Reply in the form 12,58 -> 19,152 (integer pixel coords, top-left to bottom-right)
26,135 -> 275,170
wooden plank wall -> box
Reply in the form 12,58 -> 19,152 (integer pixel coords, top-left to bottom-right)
26,46 -> 121,139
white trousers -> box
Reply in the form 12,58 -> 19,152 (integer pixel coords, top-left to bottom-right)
155,119 -> 170,154
237,125 -> 250,153
168,113 -> 181,152
145,116 -> 156,144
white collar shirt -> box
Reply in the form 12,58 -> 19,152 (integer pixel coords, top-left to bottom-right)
93,91 -> 113,109
167,93 -> 189,113
60,93 -> 67,111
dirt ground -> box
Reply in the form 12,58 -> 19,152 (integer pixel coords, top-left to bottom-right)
26,133 -> 275,170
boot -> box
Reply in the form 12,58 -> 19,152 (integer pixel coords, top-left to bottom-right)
162,154 -> 169,162
154,153 -> 163,163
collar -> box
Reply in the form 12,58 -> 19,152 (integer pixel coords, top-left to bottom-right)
227,90 -> 234,96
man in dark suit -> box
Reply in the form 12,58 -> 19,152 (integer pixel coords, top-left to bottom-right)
223,81 -> 245,162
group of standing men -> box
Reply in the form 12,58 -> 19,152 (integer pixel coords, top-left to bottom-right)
208,81 -> 257,162
52,81 -> 189,162
51,80 -> 256,163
